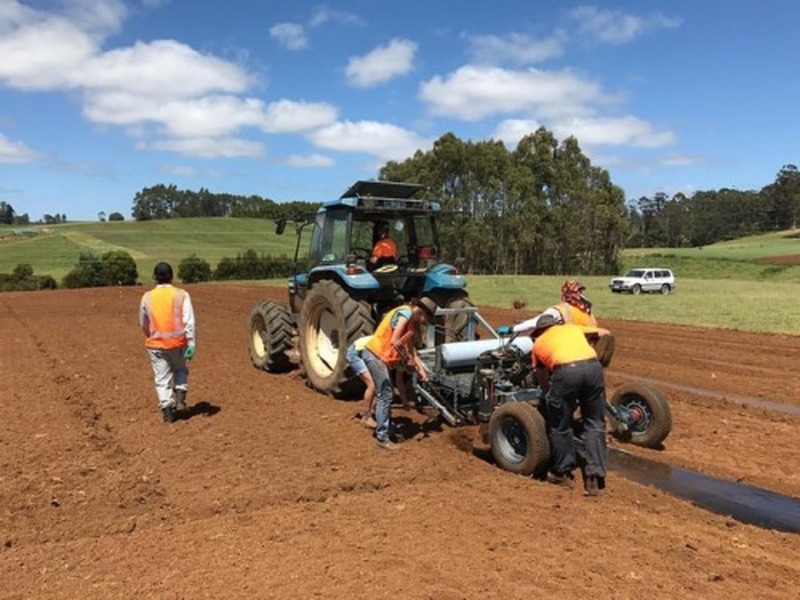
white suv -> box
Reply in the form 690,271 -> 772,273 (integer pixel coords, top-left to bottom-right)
609,268 -> 675,295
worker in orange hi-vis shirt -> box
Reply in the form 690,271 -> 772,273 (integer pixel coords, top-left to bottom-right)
139,262 -> 196,424
369,220 -> 397,270
530,314 -> 606,497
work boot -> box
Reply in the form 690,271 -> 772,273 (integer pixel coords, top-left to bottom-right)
375,438 -> 400,451
175,389 -> 187,411
161,406 -> 176,423
583,475 -> 601,497
546,471 -> 575,489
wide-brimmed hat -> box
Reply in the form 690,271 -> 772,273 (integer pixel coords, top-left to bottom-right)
414,296 -> 438,318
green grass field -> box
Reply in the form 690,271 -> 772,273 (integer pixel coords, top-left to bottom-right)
0,218 -> 297,280
2,218 -> 799,334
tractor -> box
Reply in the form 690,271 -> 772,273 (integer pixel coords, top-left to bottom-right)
247,180 -> 473,397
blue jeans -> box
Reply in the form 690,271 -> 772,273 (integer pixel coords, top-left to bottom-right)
363,349 -> 393,442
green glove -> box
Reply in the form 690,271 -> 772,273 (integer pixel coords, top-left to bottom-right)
184,344 -> 196,360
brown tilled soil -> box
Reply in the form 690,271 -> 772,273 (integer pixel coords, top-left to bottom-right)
1,285 -> 798,599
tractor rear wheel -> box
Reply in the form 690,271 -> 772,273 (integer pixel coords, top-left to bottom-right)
298,280 -> 374,397
489,402 -> 550,476
430,292 -> 475,343
247,301 -> 295,373
609,381 -> 672,448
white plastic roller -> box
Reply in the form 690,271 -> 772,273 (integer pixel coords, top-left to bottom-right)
438,336 -> 533,371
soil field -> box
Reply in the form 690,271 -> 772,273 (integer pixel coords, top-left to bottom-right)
1,285 -> 798,599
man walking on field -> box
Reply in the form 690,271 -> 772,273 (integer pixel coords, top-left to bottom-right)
139,262 -> 197,423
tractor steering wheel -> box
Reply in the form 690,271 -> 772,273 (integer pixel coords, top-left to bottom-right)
350,246 -> 372,261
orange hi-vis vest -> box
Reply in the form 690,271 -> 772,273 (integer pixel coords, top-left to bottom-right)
372,237 -> 396,259
365,305 -> 411,367
554,302 -> 598,327
533,323 -> 598,371
142,286 -> 188,350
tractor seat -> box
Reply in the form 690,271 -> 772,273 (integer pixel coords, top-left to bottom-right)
438,336 -> 533,371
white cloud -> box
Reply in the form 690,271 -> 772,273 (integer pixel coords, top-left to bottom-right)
660,154 -> 706,167
493,115 -> 675,149
0,132 -> 37,163
262,100 -> 338,133
0,18 -> 97,89
79,40 -> 251,98
552,116 -> 676,148
159,165 -> 198,176
270,22 -> 307,50
491,119 -> 544,146
140,137 -> 265,158
345,38 -> 417,88
420,65 -> 602,121
284,153 -> 335,167
308,120 -> 430,161
465,32 -> 566,65
568,6 -> 681,45
308,8 -> 364,28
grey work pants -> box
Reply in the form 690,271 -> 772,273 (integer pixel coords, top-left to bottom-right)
147,347 -> 189,409
545,359 -> 607,478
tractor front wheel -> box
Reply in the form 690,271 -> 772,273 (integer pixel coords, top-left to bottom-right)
247,301 -> 296,373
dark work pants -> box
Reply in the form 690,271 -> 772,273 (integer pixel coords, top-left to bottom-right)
545,360 -> 607,478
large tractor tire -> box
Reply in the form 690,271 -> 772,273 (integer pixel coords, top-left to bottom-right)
609,381 -> 672,448
430,291 -> 475,343
489,402 -> 551,476
298,280 -> 374,398
248,301 -> 296,373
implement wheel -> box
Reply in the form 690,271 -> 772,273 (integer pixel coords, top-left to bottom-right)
489,403 -> 550,476
609,382 -> 672,448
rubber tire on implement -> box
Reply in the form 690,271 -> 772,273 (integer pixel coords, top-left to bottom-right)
247,300 -> 295,373
488,402 -> 551,476
609,381 -> 672,448
593,333 -> 615,368
298,280 -> 374,398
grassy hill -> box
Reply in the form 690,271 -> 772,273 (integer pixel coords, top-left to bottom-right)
619,230 -> 800,281
0,218 -> 298,281
2,219 -> 799,333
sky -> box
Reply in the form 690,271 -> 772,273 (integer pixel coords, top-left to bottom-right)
1,0 -> 798,221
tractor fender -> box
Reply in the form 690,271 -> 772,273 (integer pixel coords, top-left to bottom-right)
421,263 -> 467,293
307,265 -> 381,290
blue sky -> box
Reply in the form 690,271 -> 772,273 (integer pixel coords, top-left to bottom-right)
1,0 -> 798,221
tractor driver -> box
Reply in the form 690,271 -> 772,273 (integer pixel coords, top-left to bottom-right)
369,220 -> 397,270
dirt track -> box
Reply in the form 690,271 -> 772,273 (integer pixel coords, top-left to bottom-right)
1,285 -> 798,599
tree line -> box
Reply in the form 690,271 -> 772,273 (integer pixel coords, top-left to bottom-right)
130,184 -> 319,222
380,129 -> 629,275
628,164 -> 800,248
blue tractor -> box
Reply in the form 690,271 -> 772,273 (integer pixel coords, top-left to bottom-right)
247,180 -> 473,396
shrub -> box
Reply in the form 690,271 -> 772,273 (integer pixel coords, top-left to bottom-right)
108,212 -> 125,221
101,250 -> 138,285
178,254 -> 212,283
62,250 -> 137,288
12,263 -> 33,280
